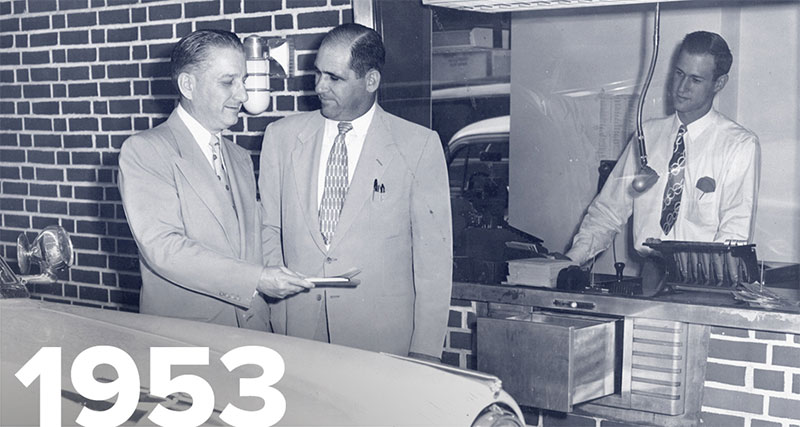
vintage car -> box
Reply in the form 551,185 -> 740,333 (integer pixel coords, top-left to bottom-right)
1,227 -> 525,426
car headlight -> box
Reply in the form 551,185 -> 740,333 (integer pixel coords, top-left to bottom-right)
472,403 -> 524,427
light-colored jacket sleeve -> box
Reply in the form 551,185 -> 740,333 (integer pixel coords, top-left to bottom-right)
409,130 -> 453,358
258,123 -> 285,267
118,136 -> 262,308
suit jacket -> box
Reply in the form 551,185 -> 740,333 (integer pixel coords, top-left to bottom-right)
119,109 -> 268,329
259,106 -> 453,358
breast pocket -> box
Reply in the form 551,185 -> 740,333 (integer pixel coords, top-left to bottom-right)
368,188 -> 406,240
684,190 -> 718,227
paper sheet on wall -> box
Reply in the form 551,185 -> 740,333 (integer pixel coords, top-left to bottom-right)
597,93 -> 637,160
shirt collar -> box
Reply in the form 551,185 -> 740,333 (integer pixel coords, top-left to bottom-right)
324,101 -> 377,136
176,103 -> 218,145
678,108 -> 715,141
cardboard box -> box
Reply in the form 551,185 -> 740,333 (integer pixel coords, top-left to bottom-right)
432,48 -> 510,84
433,28 -> 494,49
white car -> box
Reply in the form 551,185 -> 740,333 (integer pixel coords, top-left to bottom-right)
1,227 -> 525,426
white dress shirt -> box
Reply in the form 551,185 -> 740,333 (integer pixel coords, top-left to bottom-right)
316,102 -> 377,209
566,109 -> 760,266
175,103 -> 221,171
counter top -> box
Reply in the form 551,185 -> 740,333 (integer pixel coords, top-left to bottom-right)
453,281 -> 800,334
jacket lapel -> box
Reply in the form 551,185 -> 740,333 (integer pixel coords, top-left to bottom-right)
220,139 -> 247,256
330,107 -> 397,251
291,113 -> 327,252
168,114 -> 241,255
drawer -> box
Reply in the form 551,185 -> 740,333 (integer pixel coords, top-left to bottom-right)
477,312 -> 618,412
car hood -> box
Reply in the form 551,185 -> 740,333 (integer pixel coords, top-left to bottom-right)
1,299 -> 521,426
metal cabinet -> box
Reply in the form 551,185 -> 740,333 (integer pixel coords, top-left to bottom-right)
477,311 -> 618,412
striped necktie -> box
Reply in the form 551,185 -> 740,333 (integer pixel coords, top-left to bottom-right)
660,125 -> 687,235
319,122 -> 353,246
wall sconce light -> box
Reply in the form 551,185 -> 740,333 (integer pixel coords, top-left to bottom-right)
242,36 -> 295,115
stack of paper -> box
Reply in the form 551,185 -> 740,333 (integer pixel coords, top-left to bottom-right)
506,258 -> 576,288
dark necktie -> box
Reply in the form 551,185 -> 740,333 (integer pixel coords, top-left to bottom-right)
660,125 -> 687,235
319,122 -> 353,245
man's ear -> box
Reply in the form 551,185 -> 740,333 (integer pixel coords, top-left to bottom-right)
177,72 -> 195,100
365,69 -> 381,93
713,73 -> 728,93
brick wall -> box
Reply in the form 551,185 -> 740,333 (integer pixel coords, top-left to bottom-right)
0,0 -> 351,311
702,327 -> 800,427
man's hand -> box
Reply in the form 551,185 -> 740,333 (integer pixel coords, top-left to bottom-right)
257,266 -> 314,299
548,252 -> 573,262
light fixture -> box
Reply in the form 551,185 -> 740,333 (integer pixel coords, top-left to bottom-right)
242,36 -> 295,115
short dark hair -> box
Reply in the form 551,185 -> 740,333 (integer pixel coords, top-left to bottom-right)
170,29 -> 243,92
680,31 -> 732,80
320,23 -> 385,77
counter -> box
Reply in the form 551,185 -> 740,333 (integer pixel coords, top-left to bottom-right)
443,281 -> 800,427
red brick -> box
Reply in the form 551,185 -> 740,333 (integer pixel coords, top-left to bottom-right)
755,331 -> 787,341
21,16 -> 49,31
30,32 -> 58,47
141,24 -> 173,41
107,28 -> 137,43
100,46 -> 131,61
441,351 -> 459,367
60,30 -> 89,45
185,0 -> 220,18
541,411 -> 595,427
33,134 -> 61,148
99,9 -> 129,25
4,214 -> 31,228
0,198 -> 24,211
768,396 -> 800,419
447,309 -> 461,327
234,16 -> 272,33
67,48 -> 96,62
297,11 -> 338,29
448,330 -> 471,350
149,3 -> 181,21
709,338 -> 766,363
774,346 -> 800,368
40,200 -> 68,214
754,369 -> 784,391
24,118 -> 53,131
36,167 -> 64,181
752,419 -> 782,427
78,284 -> 108,301
700,411 -> 744,427
703,386 -> 763,414
29,0 -> 57,13
275,14 -> 293,30
243,0 -> 281,12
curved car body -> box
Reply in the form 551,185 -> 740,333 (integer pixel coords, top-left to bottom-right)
0,256 -> 524,426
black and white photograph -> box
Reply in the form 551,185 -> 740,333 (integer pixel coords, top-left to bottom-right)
1,0 -> 798,425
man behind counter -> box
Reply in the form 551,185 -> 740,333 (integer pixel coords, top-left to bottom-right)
565,31 -> 760,282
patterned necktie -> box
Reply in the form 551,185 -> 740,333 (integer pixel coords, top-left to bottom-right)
209,136 -> 230,191
660,125 -> 687,235
319,122 -> 353,245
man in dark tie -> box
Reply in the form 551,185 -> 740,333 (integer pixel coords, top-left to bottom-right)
119,29 -> 312,330
564,31 -> 760,281
259,23 -> 452,362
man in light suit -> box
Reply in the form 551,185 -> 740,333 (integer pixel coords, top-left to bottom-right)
259,24 -> 452,362
119,30 -> 312,330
